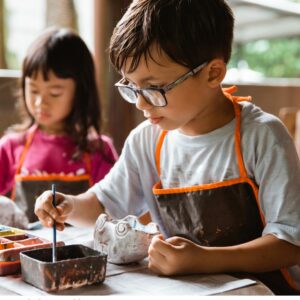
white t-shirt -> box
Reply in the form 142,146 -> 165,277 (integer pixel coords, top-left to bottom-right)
89,101 -> 300,247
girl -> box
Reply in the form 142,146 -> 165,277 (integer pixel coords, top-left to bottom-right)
0,27 -> 118,223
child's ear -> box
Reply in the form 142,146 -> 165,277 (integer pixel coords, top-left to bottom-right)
206,59 -> 226,88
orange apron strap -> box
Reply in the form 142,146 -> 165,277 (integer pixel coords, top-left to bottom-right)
15,125 -> 38,175
245,177 -> 266,226
225,88 -> 267,226
83,152 -> 93,186
223,85 -> 238,94
12,125 -> 93,201
155,130 -> 168,177
233,101 -> 248,178
281,267 -> 299,291
223,86 -> 251,179
155,88 -> 251,180
223,85 -> 252,103
11,126 -> 38,200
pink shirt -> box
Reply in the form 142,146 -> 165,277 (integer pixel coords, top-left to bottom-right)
0,127 -> 118,196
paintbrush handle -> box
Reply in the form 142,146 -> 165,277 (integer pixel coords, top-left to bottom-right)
52,184 -> 57,263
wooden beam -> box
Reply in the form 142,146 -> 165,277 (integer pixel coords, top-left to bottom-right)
234,16 -> 300,43
230,0 -> 300,16
94,0 -> 140,154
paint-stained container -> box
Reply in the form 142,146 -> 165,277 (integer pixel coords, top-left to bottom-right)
20,244 -> 107,292
0,227 -> 61,276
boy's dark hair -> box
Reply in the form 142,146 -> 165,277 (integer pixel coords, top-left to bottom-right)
17,27 -> 103,155
109,0 -> 234,72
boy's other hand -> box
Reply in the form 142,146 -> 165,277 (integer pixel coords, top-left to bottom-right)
34,190 -> 74,231
148,234 -> 206,276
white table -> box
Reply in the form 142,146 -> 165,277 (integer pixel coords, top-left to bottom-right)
0,225 -> 273,296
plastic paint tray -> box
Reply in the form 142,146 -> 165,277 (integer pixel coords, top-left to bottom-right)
0,225 -> 64,276
20,244 -> 107,292
0,225 -> 25,237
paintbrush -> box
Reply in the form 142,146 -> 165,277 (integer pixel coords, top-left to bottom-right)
51,183 -> 57,263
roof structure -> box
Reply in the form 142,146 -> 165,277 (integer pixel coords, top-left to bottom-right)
228,0 -> 300,43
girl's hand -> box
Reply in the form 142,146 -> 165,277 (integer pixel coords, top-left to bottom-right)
148,234 -> 208,276
34,190 -> 74,231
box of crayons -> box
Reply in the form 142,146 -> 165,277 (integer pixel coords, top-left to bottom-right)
0,225 -> 63,276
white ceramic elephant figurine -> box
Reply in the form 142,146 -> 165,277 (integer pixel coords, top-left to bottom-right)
94,214 -> 160,264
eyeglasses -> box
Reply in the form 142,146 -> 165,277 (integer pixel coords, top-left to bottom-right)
115,61 -> 207,107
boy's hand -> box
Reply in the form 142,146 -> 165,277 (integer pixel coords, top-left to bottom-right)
148,234 -> 207,276
34,190 -> 74,231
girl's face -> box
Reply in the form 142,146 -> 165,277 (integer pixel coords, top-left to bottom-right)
25,70 -> 75,134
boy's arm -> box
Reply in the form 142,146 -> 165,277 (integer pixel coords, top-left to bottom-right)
66,192 -> 105,227
208,234 -> 300,273
148,234 -> 300,276
35,191 -> 105,229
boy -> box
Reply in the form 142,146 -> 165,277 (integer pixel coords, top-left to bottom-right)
35,0 -> 300,294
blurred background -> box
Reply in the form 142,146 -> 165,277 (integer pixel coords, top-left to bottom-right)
0,0 -> 300,154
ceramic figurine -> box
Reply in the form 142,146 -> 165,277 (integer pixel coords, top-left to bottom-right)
0,196 -> 29,229
94,214 -> 160,264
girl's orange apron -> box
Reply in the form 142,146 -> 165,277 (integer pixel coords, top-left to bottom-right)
153,87 -> 299,295
11,126 -> 92,223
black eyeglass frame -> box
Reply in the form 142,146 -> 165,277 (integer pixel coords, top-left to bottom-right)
115,61 -> 207,107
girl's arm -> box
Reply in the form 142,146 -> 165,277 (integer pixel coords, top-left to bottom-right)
0,137 -> 15,195
148,234 -> 300,275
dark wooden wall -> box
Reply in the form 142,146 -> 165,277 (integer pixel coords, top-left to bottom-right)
94,0 -> 143,155
0,73 -> 20,136
0,0 -> 143,152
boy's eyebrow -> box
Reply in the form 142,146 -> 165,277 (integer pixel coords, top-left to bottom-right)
140,76 -> 159,84
125,75 -> 160,85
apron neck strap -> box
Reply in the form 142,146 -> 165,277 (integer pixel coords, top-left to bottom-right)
155,86 -> 251,179
223,86 -> 251,178
83,152 -> 93,185
155,131 -> 168,177
15,125 -> 39,175
15,125 -> 92,178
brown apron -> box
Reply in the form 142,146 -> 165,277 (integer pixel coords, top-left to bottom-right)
153,87 -> 299,295
11,126 -> 92,223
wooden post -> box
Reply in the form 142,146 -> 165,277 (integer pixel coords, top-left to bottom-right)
46,0 -> 78,30
278,107 -> 299,139
94,0 -> 140,154
0,0 -> 7,69
294,111 -> 300,158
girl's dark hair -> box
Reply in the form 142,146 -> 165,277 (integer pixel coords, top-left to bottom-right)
18,27 -> 102,155
109,0 -> 234,72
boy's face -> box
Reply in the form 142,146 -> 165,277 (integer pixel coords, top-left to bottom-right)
121,45 -> 218,136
